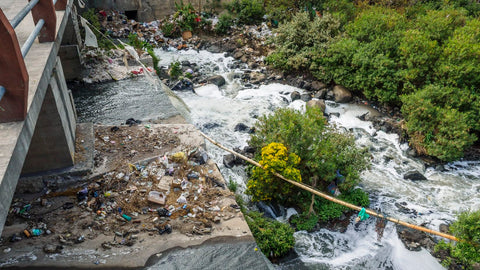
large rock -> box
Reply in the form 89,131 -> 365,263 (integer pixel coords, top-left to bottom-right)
314,89 -> 327,99
404,171 -> 427,181
233,51 -> 244,59
207,75 -> 226,87
306,99 -> 326,113
333,85 -> 352,103
291,91 -> 301,101
250,72 -> 266,84
311,81 -> 327,91
300,93 -> 312,102
234,123 -> 249,132
397,226 -> 432,251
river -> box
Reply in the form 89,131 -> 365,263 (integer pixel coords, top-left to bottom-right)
71,47 -> 480,270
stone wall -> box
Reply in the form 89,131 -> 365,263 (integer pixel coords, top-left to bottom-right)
87,0 -> 227,22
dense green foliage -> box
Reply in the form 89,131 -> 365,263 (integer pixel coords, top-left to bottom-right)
249,107 -> 370,196
291,188 -> 369,230
215,13 -> 234,34
266,12 -> 341,70
435,210 -> 480,269
225,0 -> 265,25
246,142 -> 302,201
174,1 -> 200,31
266,2 -> 480,161
245,211 -> 295,258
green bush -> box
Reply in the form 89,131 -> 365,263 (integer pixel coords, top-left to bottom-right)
401,84 -> 477,161
290,213 -> 319,231
437,19 -> 480,90
215,13 -> 234,34
249,107 -> 370,196
245,211 -> 295,258
246,142 -> 302,202
168,61 -> 183,79
226,0 -> 264,25
265,12 -> 341,71
435,210 -> 480,269
161,21 -> 180,38
174,1 -> 199,31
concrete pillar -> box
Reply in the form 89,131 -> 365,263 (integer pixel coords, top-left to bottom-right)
21,57 -> 76,174
59,7 -> 83,81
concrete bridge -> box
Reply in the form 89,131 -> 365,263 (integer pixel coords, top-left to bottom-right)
0,0 -> 81,233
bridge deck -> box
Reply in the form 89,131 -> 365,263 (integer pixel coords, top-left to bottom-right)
0,1 -> 70,230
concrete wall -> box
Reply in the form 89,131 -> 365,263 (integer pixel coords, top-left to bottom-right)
87,0 -> 227,21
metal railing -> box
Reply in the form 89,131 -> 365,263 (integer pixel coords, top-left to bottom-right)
0,0 -> 63,107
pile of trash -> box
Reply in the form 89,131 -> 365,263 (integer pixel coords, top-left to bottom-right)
2,127 -> 241,253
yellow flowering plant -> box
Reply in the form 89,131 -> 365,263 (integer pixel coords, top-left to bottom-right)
246,142 -> 301,201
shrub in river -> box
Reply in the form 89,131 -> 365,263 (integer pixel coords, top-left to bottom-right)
246,142 -> 302,202
244,211 -> 295,258
249,107 -> 370,198
434,210 -> 480,269
168,61 -> 183,79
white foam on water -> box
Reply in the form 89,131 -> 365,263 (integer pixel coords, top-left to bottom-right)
194,84 -> 223,98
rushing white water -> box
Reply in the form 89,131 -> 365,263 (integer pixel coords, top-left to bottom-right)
73,47 -> 480,269
153,48 -> 480,269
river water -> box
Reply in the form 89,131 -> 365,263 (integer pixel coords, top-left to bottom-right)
71,48 -> 480,270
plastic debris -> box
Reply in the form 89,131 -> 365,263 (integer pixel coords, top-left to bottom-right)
31,229 -> 44,236
355,207 -> 370,223
148,191 -> 166,205
176,195 -> 187,204
122,214 -> 132,221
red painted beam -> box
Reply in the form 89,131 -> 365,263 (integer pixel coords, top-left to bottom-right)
30,0 -> 57,42
0,10 -> 29,122
55,0 -> 67,11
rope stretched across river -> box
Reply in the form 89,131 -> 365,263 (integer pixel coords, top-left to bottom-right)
199,131 -> 459,242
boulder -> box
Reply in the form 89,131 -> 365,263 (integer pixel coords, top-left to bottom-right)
234,123 -> 249,132
223,154 -> 237,168
207,75 -> 226,87
250,72 -> 266,84
233,51 -> 244,59
306,99 -> 326,113
439,224 -> 450,234
311,81 -> 327,91
333,85 -> 352,103
397,226 -> 431,251
314,89 -> 327,99
404,171 -> 427,181
291,91 -> 301,101
300,93 -> 312,102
